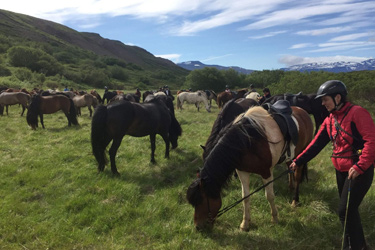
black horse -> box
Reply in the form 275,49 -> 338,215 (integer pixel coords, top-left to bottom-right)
263,93 -> 328,134
91,98 -> 182,175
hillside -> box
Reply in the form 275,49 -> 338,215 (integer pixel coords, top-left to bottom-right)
0,9 -> 188,90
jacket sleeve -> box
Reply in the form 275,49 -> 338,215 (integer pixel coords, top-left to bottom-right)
352,107 -> 375,174
294,118 -> 331,166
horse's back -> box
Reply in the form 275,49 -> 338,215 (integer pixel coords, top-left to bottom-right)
40,95 -> 71,114
0,92 -> 30,105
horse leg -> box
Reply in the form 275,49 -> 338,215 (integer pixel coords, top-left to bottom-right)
196,102 -> 200,112
109,137 -> 122,175
291,163 -> 305,207
263,172 -> 278,223
40,113 -> 45,129
88,105 -> 92,117
150,134 -> 156,164
236,170 -> 252,231
21,105 -> 26,116
161,133 -> 170,159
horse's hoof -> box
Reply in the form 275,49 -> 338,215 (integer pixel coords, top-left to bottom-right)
112,171 -> 120,176
240,221 -> 250,231
272,217 -> 279,224
291,200 -> 299,208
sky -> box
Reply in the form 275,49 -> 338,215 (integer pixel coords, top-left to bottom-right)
2,0 -> 375,70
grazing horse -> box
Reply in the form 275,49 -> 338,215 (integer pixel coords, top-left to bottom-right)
72,94 -> 99,117
204,90 -> 218,107
90,90 -> 103,104
91,98 -> 182,175
26,95 -> 79,129
187,105 -> 313,231
263,93 -> 328,134
0,92 -> 31,116
176,91 -> 211,112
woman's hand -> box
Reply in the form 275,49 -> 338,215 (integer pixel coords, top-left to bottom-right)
289,162 -> 298,172
348,167 -> 360,179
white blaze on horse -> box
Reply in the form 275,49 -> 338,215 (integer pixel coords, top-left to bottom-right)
187,103 -> 313,231
0,92 -> 31,116
176,91 -> 211,112
72,94 -> 98,117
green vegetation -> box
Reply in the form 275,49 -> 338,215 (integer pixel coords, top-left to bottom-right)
0,98 -> 374,249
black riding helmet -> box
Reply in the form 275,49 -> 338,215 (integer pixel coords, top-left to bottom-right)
315,80 -> 347,99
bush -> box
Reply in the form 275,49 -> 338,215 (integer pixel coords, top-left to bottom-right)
13,68 -> 33,81
108,65 -> 129,81
0,65 -> 11,77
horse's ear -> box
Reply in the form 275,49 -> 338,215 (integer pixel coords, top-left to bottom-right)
200,145 -> 206,151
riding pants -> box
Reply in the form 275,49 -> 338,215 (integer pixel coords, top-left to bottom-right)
336,165 -> 374,250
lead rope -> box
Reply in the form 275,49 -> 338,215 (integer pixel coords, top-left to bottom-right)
341,179 -> 352,250
216,169 -> 291,218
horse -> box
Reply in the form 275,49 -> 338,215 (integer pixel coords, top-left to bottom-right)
245,92 -> 261,102
263,93 -> 329,134
216,88 -> 248,108
103,91 -> 117,104
186,105 -> 314,231
176,91 -> 211,112
90,90 -> 103,104
91,98 -> 182,175
72,94 -> 99,117
0,92 -> 31,116
26,94 -> 79,129
142,90 -> 154,102
204,90 -> 218,107
108,93 -> 139,104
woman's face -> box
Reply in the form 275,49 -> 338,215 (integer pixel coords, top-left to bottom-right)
321,94 -> 341,112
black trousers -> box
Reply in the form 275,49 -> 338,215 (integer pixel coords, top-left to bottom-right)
336,165 -> 374,250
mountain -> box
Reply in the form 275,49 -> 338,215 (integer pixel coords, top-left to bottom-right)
177,61 -> 255,74
281,59 -> 375,73
0,9 -> 188,81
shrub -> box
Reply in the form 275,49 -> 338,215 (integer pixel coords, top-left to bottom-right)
0,65 -> 11,77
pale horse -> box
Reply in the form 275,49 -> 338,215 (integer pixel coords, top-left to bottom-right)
245,92 -> 261,102
176,91 -> 211,112
72,94 -> 98,117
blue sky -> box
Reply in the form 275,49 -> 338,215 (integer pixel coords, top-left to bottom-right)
2,0 -> 374,70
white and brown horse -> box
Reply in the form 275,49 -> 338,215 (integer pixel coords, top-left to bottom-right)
187,105 -> 313,231
73,94 -> 98,117
176,91 -> 211,112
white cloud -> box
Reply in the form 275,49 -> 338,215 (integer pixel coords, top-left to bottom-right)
296,26 -> 353,36
249,30 -> 287,39
279,55 -> 371,66
155,54 -> 181,63
329,32 -> 370,42
201,54 -> 233,63
289,43 -> 314,49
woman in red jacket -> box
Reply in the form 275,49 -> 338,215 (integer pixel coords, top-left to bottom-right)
290,80 -> 375,250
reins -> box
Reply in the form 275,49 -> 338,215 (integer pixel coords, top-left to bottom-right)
215,169 -> 292,219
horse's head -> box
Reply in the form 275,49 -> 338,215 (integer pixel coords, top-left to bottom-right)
186,177 -> 222,231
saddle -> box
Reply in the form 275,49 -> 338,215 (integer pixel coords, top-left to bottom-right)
283,91 -> 303,106
262,100 -> 299,163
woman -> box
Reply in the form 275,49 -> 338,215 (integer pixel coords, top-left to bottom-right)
289,80 -> 375,250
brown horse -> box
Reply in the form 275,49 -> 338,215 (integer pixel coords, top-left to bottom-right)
0,92 -> 31,116
73,94 -> 98,117
216,88 -> 248,108
27,95 -> 79,129
187,105 -> 313,231
90,90 -> 102,104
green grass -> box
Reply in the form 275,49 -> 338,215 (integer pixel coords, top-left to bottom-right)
0,102 -> 374,249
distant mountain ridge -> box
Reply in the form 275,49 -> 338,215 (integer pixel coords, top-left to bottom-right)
177,61 -> 255,74
178,59 -> 375,73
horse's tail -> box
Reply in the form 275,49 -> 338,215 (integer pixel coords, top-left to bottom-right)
26,95 -> 40,128
91,105 -> 109,168
176,95 -> 182,110
169,112 -> 182,149
68,99 -> 79,125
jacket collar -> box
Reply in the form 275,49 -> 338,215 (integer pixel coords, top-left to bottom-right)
331,102 -> 352,116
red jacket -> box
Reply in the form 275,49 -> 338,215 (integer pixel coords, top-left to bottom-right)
295,102 -> 375,174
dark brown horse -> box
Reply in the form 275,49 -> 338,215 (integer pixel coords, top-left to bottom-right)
91,97 -> 182,175
26,95 -> 79,129
263,93 -> 328,134
187,105 -> 313,231
216,88 -> 248,108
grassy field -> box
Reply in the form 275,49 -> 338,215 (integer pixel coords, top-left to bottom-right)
0,99 -> 374,249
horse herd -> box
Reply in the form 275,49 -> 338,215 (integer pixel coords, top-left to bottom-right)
1,86 -> 329,233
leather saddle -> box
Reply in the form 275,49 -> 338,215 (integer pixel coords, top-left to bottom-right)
262,100 -> 299,162
283,91 -> 303,106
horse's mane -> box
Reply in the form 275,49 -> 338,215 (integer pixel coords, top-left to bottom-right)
203,99 -> 244,159
200,114 -> 267,199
